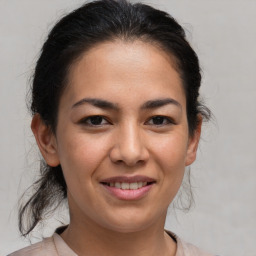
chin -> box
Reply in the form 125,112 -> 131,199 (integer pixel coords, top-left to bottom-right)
98,210 -> 164,234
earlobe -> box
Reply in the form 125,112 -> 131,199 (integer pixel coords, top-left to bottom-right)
31,114 -> 60,167
185,116 -> 202,166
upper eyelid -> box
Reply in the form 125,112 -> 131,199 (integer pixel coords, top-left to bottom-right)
79,115 -> 111,125
148,115 -> 172,119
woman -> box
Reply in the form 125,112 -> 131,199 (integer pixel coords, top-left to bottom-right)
9,0 -> 213,255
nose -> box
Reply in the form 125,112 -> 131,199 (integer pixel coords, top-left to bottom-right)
109,123 -> 149,166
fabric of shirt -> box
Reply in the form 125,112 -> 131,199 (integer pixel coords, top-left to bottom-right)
8,231 -> 214,256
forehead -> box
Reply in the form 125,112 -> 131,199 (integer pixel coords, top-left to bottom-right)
61,40 -> 185,108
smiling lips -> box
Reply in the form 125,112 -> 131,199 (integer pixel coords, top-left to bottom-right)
100,175 -> 156,200
106,181 -> 148,190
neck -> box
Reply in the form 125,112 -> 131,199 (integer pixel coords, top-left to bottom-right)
61,214 -> 176,256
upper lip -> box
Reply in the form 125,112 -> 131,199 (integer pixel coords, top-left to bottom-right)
100,175 -> 156,183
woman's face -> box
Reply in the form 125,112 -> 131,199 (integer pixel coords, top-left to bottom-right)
46,40 -> 200,232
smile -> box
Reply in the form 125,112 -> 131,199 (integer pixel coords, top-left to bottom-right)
100,176 -> 156,200
102,181 -> 153,190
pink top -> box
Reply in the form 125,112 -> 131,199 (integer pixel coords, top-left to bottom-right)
8,232 -> 214,256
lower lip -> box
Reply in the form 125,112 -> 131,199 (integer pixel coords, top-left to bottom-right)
101,184 -> 154,200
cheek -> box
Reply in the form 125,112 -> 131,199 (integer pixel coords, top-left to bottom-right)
150,131 -> 189,171
56,134 -> 107,207
56,131 -> 110,179
155,134 -> 188,198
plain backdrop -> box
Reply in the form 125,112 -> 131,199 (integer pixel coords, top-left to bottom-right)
1,0 -> 256,255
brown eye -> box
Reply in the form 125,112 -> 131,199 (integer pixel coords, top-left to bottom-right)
152,116 -> 165,125
80,115 -> 109,126
146,116 -> 173,126
89,116 -> 104,125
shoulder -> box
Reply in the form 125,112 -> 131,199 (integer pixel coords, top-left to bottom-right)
177,238 -> 215,256
7,236 -> 58,256
165,230 -> 215,256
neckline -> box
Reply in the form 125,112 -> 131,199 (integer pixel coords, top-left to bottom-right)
56,225 -> 177,242
54,226 -> 179,256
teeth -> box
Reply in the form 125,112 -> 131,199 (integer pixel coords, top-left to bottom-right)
115,182 -> 121,188
129,182 -> 139,190
121,182 -> 129,189
107,182 -> 150,190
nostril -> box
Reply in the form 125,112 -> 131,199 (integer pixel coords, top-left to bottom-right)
109,141 -> 149,166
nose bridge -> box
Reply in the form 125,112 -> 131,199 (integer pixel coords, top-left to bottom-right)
110,120 -> 148,166
122,121 -> 141,155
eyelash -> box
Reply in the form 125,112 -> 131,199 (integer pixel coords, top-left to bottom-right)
79,115 -> 175,127
145,116 -> 175,126
79,115 -> 111,127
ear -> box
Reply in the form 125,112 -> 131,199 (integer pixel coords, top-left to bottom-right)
185,115 -> 202,166
31,114 -> 60,167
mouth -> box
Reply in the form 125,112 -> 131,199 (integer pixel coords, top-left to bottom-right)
100,176 -> 156,200
101,181 -> 155,190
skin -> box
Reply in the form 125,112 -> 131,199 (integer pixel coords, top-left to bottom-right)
32,40 -> 201,256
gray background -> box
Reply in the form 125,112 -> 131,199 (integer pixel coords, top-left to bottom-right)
1,0 -> 256,255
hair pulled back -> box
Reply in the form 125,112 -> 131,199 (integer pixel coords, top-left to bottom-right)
19,0 -> 210,236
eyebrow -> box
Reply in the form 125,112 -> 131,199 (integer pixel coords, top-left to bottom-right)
72,98 -> 118,110
72,97 -> 181,110
141,98 -> 182,110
